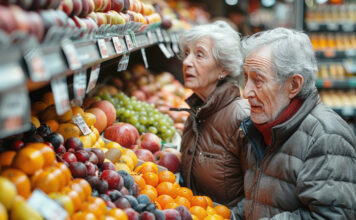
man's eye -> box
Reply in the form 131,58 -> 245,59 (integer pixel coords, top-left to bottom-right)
255,79 -> 263,87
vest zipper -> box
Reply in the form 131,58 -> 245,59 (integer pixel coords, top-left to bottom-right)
250,163 -> 262,220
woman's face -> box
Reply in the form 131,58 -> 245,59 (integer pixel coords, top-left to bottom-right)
182,37 -> 223,100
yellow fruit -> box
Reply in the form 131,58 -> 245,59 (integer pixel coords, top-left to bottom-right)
12,147 -> 44,175
57,123 -> 81,140
72,106 -> 85,117
39,105 -> 58,122
105,142 -> 122,151
79,136 -> 93,149
0,203 -> 8,220
115,163 -> 131,173
206,206 -> 216,215
204,215 -> 223,220
120,155 -> 134,171
89,132 -> 98,144
83,113 -> 96,127
97,138 -> 105,148
10,196 -> 43,220
0,177 -> 17,210
49,193 -> 74,216
58,109 -> 73,123
122,149 -> 138,167
30,116 -> 40,128
91,127 -> 100,139
0,151 -> 16,167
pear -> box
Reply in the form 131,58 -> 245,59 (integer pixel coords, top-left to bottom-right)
0,177 -> 17,210
10,196 -> 43,220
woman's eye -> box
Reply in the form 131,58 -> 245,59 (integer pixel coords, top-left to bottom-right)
197,52 -> 204,58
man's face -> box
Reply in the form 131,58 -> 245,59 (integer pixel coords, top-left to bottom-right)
243,46 -> 291,124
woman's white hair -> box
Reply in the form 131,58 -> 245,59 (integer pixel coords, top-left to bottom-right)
179,20 -> 243,79
242,28 -> 317,99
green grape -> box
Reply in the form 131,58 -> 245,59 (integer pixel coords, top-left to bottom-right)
138,125 -> 147,133
139,116 -> 148,124
159,125 -> 168,133
148,126 -> 158,134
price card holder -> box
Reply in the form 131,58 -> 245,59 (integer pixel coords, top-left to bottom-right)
326,23 -> 339,31
307,22 -> 319,31
97,39 -> 109,58
125,35 -> 134,51
117,54 -> 130,72
112,36 -> 123,54
172,43 -> 180,54
129,30 -> 138,48
62,41 -> 81,71
86,64 -> 100,93
27,190 -> 67,220
73,113 -> 92,135
73,70 -> 87,100
141,48 -> 149,69
342,23 -> 354,32
51,75 -> 70,116
345,50 -> 356,57
163,30 -> 171,42
147,31 -> 153,44
165,43 -> 174,57
156,29 -> 164,42
24,47 -> 49,82
0,86 -> 30,139
158,43 -> 172,59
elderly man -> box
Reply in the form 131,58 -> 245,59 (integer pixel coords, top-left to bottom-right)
235,28 -> 356,219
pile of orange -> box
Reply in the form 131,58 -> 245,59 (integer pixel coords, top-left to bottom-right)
133,162 -> 231,220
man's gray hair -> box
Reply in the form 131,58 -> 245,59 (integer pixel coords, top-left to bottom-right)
179,20 -> 243,79
242,28 -> 317,99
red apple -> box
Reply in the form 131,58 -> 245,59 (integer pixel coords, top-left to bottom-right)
134,149 -> 154,162
85,161 -> 98,176
71,0 -> 83,16
140,211 -> 155,220
157,152 -> 180,173
75,150 -> 90,162
122,0 -> 129,12
62,152 -> 78,164
104,123 -> 139,149
163,209 -> 181,220
0,6 -> 17,34
101,161 -> 116,171
110,0 -> 123,12
138,133 -> 161,153
79,0 -> 90,17
90,100 -> 116,126
101,170 -> 123,189
163,148 -> 182,163
101,0 -> 111,12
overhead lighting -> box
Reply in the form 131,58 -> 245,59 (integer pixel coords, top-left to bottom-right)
225,0 -> 238,6
261,0 -> 276,7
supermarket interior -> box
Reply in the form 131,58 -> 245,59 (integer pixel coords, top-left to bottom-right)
0,0 -> 355,219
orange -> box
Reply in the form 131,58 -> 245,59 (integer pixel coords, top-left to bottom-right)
191,196 -> 208,209
156,181 -> 178,198
62,187 -> 82,211
142,172 -> 159,187
73,179 -> 92,200
72,106 -> 85,117
139,188 -> 157,202
177,187 -> 193,201
132,175 -> 146,191
192,215 -> 200,220
12,147 -> 44,175
165,202 -> 179,209
158,170 -> 176,183
44,120 -> 59,132
144,185 -> 158,195
173,182 -> 180,190
206,206 -> 216,215
203,215 -> 224,220
203,196 -> 213,207
0,151 -> 16,167
0,168 -> 31,199
174,196 -> 191,209
42,92 -> 55,106
190,206 -> 207,220
31,168 -> 60,194
155,201 -> 162,210
106,208 -> 128,219
55,162 -> 71,186
71,211 -> 97,220
135,162 -> 158,174
155,195 -> 174,209
31,101 -> 48,116
27,143 -> 55,167
214,205 -> 231,219
69,182 -> 86,202
81,197 -> 106,218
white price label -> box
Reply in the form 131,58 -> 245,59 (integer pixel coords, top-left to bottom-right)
165,43 -> 174,57
27,190 -> 67,220
307,22 -> 319,31
159,43 -> 172,58
73,113 -> 92,135
342,23 -> 354,32
327,23 -> 339,31
86,64 -> 100,93
25,48 -> 49,82
98,39 -> 109,58
62,43 -> 81,70
141,48 -> 149,69
156,29 -> 164,42
341,106 -> 354,116
112,37 -> 123,54
147,31 -> 153,44
73,70 -> 87,100
125,35 -> 134,51
172,43 -> 180,54
163,30 -> 170,42
345,50 -> 356,57
117,54 -> 130,72
0,64 -> 25,91
51,76 -> 70,116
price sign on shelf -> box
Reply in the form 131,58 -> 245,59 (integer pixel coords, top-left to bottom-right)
51,76 -> 70,115
147,31 -> 153,44
112,37 -> 123,54
62,42 -> 81,70
86,64 -> 100,93
156,29 -> 164,42
172,43 -> 180,54
342,23 -> 354,32
125,35 -> 134,51
97,39 -> 109,58
129,30 -> 138,47
158,43 -> 172,59
117,54 -> 130,72
326,23 -> 339,31
73,114 -> 92,135
24,48 -> 49,82
73,70 -> 87,100
141,48 -> 149,69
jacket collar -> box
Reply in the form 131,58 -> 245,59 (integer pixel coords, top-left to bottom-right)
242,88 -> 320,151
185,80 -> 241,119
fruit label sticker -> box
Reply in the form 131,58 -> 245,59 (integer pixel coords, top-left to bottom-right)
0,87 -> 30,138
112,36 -> 123,54
98,39 -> 109,58
62,42 -> 82,71
73,113 -> 92,135
28,190 -> 68,220
156,29 -> 164,42
125,35 -> 134,51
24,47 -> 49,82
73,70 -> 87,100
147,31 -> 153,44
158,43 -> 172,59
141,48 -> 149,69
51,76 -> 70,115
86,64 -> 100,93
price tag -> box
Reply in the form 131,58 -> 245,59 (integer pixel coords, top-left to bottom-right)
125,35 -> 134,51
345,50 -> 356,57
0,87 -> 30,138
165,43 -> 174,57
324,49 -> 335,58
141,48 -> 149,69
112,37 -> 123,54
97,39 -> 109,58
342,23 -> 354,32
73,70 -> 87,100
147,31 -> 153,44
341,106 -> 354,116
117,54 -> 130,72
86,64 -> 100,93
156,29 -> 164,42
307,22 -> 319,31
73,113 -> 92,135
27,190 -> 67,220
62,43 -> 81,70
172,43 -> 180,54
24,48 -> 49,82
0,63 -> 25,91
129,31 -> 138,47
163,30 -> 171,42
51,76 -> 70,116
326,23 -> 339,31
158,43 -> 172,59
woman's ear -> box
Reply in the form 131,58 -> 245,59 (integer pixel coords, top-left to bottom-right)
288,74 -> 304,99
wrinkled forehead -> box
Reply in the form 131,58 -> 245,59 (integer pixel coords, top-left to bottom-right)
243,45 -> 275,75
185,36 -> 213,51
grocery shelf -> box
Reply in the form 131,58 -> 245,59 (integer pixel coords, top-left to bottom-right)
316,78 -> 356,89
306,22 -> 356,32
315,49 -> 356,59
332,107 -> 356,117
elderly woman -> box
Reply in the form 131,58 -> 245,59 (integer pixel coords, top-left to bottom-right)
176,21 -> 249,207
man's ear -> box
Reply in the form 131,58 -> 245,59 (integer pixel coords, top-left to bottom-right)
287,74 -> 304,99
